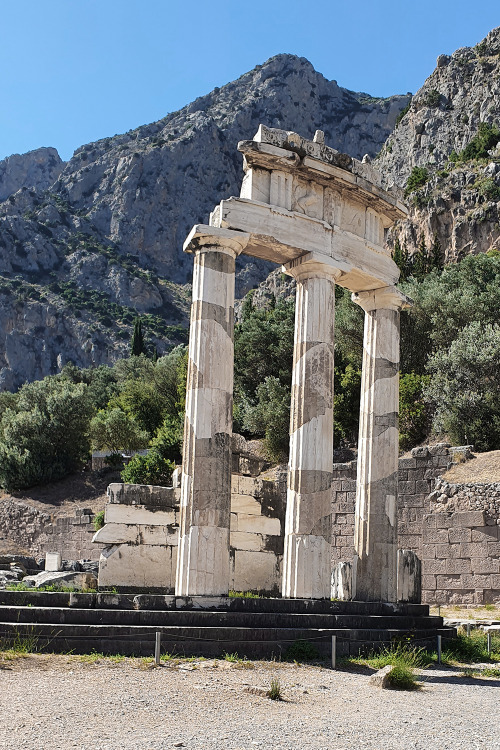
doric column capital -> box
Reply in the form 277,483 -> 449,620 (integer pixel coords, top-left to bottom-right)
183,224 -> 250,258
351,285 -> 413,313
282,252 -> 343,283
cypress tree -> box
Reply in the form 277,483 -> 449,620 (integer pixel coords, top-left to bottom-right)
431,233 -> 443,271
130,318 -> 147,357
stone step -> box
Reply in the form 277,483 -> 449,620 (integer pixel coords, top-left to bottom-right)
0,620 -> 455,659
0,590 -> 430,617
0,605 -> 444,632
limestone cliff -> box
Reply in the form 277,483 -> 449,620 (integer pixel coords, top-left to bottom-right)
0,148 -> 64,202
0,53 -> 409,389
378,27 -> 500,261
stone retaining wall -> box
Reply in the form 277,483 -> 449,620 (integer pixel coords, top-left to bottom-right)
0,498 -> 99,561
331,445 -> 500,605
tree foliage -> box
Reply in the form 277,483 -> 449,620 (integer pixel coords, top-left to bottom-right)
0,377 -> 92,490
130,317 -> 148,357
424,322 -> 500,451
90,407 -> 149,453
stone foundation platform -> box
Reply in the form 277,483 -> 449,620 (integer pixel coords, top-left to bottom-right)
0,591 -> 455,659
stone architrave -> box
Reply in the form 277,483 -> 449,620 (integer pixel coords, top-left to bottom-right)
351,286 -> 412,602
175,228 -> 249,597
282,255 -> 340,599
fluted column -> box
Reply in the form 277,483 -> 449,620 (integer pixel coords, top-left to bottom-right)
282,256 -> 340,599
175,233 -> 245,597
351,285 -> 412,602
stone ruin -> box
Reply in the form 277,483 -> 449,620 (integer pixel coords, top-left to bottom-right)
97,124 -> 414,603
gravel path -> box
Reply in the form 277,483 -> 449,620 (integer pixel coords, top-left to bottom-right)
1,656 -> 499,750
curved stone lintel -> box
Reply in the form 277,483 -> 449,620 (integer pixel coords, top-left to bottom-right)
183,224 -> 250,257
352,285 -> 413,313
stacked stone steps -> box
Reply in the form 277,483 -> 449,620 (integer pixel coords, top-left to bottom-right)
0,605 -> 443,632
0,592 -> 455,658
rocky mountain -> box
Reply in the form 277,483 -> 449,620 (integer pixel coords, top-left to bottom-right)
0,53 -> 410,390
378,27 -> 500,262
0,147 -> 64,202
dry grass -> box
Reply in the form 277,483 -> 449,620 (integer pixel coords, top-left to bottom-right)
443,450 -> 500,484
430,604 -> 500,620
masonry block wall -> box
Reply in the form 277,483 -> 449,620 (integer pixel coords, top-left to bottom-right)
0,498 -> 99,561
95,471 -> 285,595
331,445 -> 500,605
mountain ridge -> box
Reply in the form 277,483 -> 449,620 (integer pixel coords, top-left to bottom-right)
0,52 -> 410,390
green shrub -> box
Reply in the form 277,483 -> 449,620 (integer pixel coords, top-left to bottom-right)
423,89 -> 441,108
395,99 -> 411,127
364,641 -> 431,670
455,122 -> 500,163
93,510 -> 105,531
405,166 -> 429,196
121,450 -> 175,487
424,321 -> 500,451
476,177 -> 500,201
386,664 -> 420,690
443,630 -> 500,663
399,373 -> 431,450
0,377 -> 92,490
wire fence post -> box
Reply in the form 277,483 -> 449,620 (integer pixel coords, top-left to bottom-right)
437,634 -> 442,665
331,636 -> 336,670
155,631 -> 161,665
487,631 -> 491,655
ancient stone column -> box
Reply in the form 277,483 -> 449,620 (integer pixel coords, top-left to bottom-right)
282,257 -> 340,599
175,233 -> 245,597
351,286 -> 411,602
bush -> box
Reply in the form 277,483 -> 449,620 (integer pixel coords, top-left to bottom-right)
424,321 -> 500,450
459,122 -> 500,162
399,373 -> 431,450
423,89 -> 441,108
239,376 -> 291,462
93,510 -> 105,531
395,99 -> 411,127
121,451 -> 175,486
386,664 -> 420,690
405,166 -> 429,196
0,377 -> 92,490
90,408 -> 149,453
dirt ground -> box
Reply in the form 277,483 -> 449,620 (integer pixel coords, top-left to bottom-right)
0,469 -> 119,516
442,450 -> 500,484
0,654 -> 499,750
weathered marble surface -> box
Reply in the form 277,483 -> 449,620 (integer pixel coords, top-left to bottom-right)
175,235 -> 243,596
352,286 -> 412,602
282,256 -> 339,599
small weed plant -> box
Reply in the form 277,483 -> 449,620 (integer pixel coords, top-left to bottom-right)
362,641 -> 431,670
386,664 -> 420,690
267,678 -> 283,701
228,590 -> 261,599
442,630 -> 500,664
223,652 -> 239,663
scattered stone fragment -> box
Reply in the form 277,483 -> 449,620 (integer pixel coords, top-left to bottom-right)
369,665 -> 394,688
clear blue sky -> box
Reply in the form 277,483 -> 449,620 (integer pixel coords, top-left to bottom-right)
1,0 -> 498,162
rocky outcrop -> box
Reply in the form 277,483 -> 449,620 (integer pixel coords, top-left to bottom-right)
0,53 -> 410,390
0,147 -> 64,202
378,27 -> 500,262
